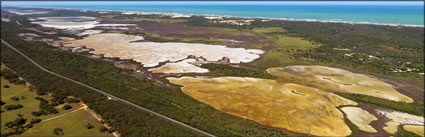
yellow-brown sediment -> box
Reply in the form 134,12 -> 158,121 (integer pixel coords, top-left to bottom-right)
168,76 -> 357,136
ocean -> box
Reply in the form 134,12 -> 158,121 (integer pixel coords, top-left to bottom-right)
2,1 -> 424,26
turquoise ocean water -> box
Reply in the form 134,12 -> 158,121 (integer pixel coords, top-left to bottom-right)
2,1 -> 424,26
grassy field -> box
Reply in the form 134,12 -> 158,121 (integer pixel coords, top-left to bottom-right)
143,32 -> 230,45
21,108 -> 113,137
1,66 -> 113,137
1,78 -> 40,134
251,27 -> 321,68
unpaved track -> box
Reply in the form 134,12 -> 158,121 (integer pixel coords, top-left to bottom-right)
40,105 -> 86,123
1,39 -> 215,137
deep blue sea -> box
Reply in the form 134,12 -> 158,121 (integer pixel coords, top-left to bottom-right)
2,1 -> 424,26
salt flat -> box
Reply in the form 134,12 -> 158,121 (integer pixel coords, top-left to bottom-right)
76,30 -> 103,36
149,59 -> 209,73
266,66 -> 414,103
68,33 -> 264,68
168,76 -> 357,137
32,17 -> 136,30
341,107 -> 378,133
403,125 -> 424,137
377,109 -> 424,134
7,9 -> 49,15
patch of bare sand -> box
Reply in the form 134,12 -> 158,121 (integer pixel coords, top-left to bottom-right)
68,33 -> 263,67
341,107 -> 378,133
403,125 -> 424,137
266,66 -> 413,103
149,59 -> 209,73
168,76 -> 357,136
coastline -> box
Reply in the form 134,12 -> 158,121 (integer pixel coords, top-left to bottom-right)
5,6 -> 424,28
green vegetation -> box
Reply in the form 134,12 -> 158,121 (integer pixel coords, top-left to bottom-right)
10,96 -> 20,101
275,22 -> 424,82
103,15 -> 188,23
142,32 -> 229,45
62,105 -> 72,110
251,27 -> 321,68
395,128 -> 422,137
1,72 -> 40,135
63,98 -> 80,103
338,107 -> 358,137
3,104 -> 24,111
337,93 -> 424,116
2,7 -> 424,137
1,16 -> 301,136
252,27 -> 320,69
196,63 -> 275,79
53,128 -> 64,136
30,118 -> 42,124
85,123 -> 95,129
22,108 -> 113,137
0,66 -> 114,137
99,126 -> 108,132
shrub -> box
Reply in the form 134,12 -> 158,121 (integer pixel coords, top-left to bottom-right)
31,111 -> 44,117
85,123 -> 94,129
53,128 -> 64,135
30,118 -> 42,124
13,117 -> 27,126
62,105 -> 72,110
64,98 -> 80,103
36,90 -> 47,95
99,127 -> 108,132
10,96 -> 20,101
3,104 -> 23,110
24,124 -> 33,129
15,80 -> 26,85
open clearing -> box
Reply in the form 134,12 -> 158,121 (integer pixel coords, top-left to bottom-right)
1,65 -> 113,137
341,106 -> 378,133
252,27 -> 320,67
67,33 -> 264,69
1,73 -> 85,135
266,66 -> 414,103
21,107 -> 113,137
1,77 -> 40,134
168,76 -> 357,136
